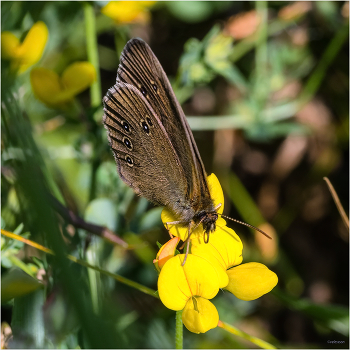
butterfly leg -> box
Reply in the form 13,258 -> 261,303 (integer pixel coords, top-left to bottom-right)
165,220 -> 185,239
181,222 -> 193,266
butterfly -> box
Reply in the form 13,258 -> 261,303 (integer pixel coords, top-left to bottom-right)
103,38 -> 270,260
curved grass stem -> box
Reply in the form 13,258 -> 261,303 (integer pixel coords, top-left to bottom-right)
1,229 -> 159,299
218,320 -> 277,349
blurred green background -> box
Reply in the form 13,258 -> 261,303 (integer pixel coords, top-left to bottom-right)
1,1 -> 349,349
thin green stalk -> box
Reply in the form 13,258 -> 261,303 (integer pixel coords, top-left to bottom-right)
218,320 -> 277,349
254,0 -> 269,120
222,172 -> 266,228
298,22 -> 349,106
88,157 -> 100,202
84,2 -> 101,108
1,229 -> 159,299
84,2 -> 103,202
86,243 -> 101,314
175,310 -> 183,349
255,1 -> 268,79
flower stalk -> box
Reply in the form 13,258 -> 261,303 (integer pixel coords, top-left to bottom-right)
175,310 -> 183,349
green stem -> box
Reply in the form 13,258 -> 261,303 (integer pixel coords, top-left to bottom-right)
222,171 -> 266,228
84,2 -> 103,202
255,1 -> 268,79
218,320 -> 277,349
84,2 -> 102,108
298,22 -> 349,106
70,255 -> 159,299
1,229 -> 159,300
175,310 -> 183,349
88,157 -> 100,202
254,0 -> 268,120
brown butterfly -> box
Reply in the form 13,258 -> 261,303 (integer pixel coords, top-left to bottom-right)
103,38 -> 270,260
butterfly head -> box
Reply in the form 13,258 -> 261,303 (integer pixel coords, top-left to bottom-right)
194,211 -> 218,243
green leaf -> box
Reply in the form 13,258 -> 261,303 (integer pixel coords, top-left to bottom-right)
12,289 -> 46,348
84,198 -> 117,231
1,268 -> 43,303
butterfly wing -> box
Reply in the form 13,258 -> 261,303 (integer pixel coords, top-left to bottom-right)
115,38 -> 212,212
103,82 -> 191,213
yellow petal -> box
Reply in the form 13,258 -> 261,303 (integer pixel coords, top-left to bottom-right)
1,32 -> 20,59
225,262 -> 278,301
61,62 -> 96,96
207,173 -> 224,214
153,236 -> 180,272
16,21 -> 48,73
161,208 -> 188,241
182,297 -> 219,334
161,173 -> 225,240
158,254 -> 220,311
191,226 -> 243,288
30,68 -> 63,106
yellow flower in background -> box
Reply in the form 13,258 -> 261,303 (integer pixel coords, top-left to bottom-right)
158,254 -> 220,334
101,1 -> 156,24
30,62 -> 96,108
1,21 -> 48,74
161,173 -> 226,241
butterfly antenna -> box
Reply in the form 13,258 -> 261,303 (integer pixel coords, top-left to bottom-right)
219,214 -> 272,239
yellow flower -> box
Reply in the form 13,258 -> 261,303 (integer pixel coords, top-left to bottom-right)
161,173 -> 226,241
182,296 -> 219,334
157,173 -> 278,333
190,220 -> 277,301
191,227 -> 243,288
158,254 -> 220,333
101,1 -> 156,24
1,21 -> 48,74
30,62 -> 96,108
225,262 -> 278,301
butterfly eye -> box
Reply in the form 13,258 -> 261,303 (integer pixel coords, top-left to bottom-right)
146,117 -> 153,126
123,137 -> 133,150
141,121 -> 150,134
125,155 -> 134,166
140,86 -> 147,97
122,121 -> 130,133
152,83 -> 157,92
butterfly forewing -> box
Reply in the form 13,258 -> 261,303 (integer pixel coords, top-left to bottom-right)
103,82 -> 189,209
116,39 -> 210,209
